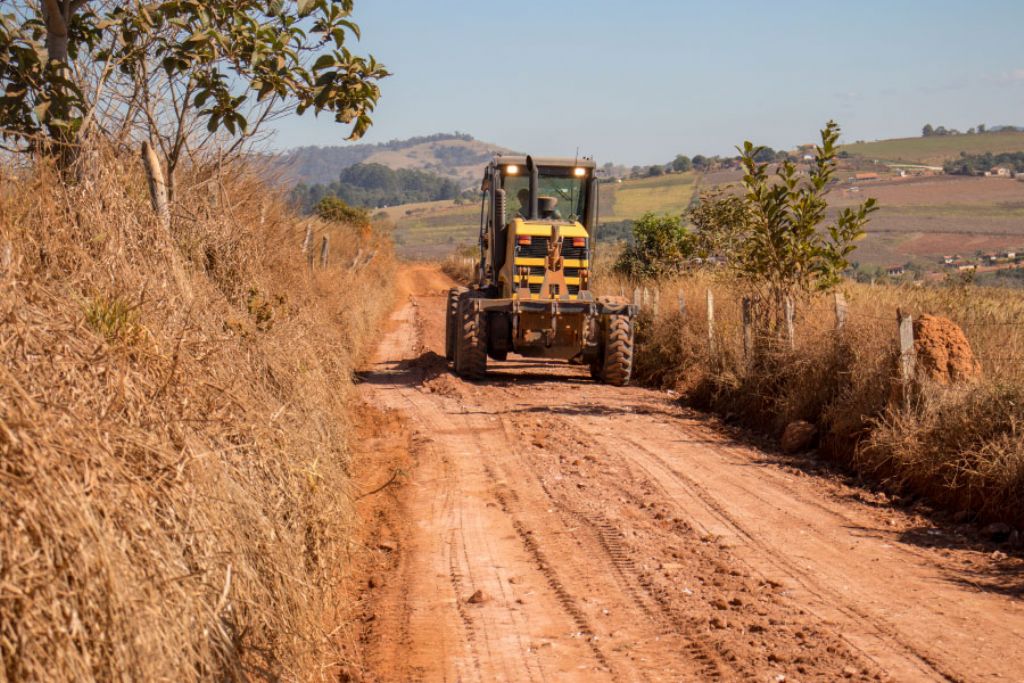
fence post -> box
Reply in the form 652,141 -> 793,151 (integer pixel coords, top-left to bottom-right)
642,286 -> 651,309
784,296 -> 795,351
633,286 -> 643,309
677,291 -> 686,316
834,291 -> 847,331
653,288 -> 661,314
303,226 -> 314,271
897,308 -> 915,411
742,296 -> 753,364
319,235 -> 329,268
706,288 -> 715,357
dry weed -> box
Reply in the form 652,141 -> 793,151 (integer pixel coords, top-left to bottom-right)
0,146 -> 394,680
597,269 -> 1024,526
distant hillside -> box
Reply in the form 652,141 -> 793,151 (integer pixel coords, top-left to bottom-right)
841,130 -> 1024,164
277,132 -> 518,188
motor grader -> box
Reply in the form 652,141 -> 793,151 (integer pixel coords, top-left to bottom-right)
445,155 -> 636,385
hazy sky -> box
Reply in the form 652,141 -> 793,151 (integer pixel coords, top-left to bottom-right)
269,0 -> 1024,165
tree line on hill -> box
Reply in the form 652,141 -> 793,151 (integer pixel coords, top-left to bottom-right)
291,163 -> 462,213
617,147 -> 805,181
922,123 -> 1024,137
944,151 -> 1024,175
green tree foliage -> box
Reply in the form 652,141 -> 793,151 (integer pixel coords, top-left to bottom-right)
922,123 -> 935,137
944,151 -> 1024,175
613,212 -> 694,280
752,146 -> 778,163
293,162 -> 461,211
734,121 -> 877,323
315,196 -> 369,225
691,154 -> 709,171
0,1 -> 387,167
671,154 -> 692,172
647,164 -> 664,177
686,188 -> 748,260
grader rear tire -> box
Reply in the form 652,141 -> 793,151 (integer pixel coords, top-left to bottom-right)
455,297 -> 487,379
445,287 -> 467,362
598,314 -> 634,386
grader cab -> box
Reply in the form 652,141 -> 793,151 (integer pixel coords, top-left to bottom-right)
445,155 -> 636,385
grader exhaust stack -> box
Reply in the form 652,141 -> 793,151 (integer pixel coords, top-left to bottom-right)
445,155 -> 637,385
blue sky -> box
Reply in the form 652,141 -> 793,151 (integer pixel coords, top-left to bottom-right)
270,0 -> 1024,165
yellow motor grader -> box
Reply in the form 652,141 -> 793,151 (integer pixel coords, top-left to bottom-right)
445,155 -> 636,385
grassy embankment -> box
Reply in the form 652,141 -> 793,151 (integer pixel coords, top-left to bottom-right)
598,268 -> 1024,528
0,148 -> 394,680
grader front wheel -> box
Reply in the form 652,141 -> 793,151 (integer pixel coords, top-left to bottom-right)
595,314 -> 634,386
445,287 -> 467,362
455,297 -> 487,379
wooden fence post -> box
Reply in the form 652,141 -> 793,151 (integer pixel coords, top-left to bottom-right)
677,291 -> 686,316
303,225 -> 314,271
897,308 -> 915,411
706,288 -> 715,357
784,296 -> 795,351
642,286 -> 651,309
834,291 -> 847,331
742,296 -> 753,364
633,286 -> 643,309
653,288 -> 661,313
319,235 -> 329,268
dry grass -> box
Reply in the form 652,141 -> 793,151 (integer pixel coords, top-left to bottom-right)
0,146 -> 394,680
596,269 -> 1024,527
439,245 -> 477,284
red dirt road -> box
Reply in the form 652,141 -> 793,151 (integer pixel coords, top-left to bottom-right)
352,264 -> 1024,682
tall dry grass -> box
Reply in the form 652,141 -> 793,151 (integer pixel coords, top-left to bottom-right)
596,269 -> 1024,527
0,147 -> 394,680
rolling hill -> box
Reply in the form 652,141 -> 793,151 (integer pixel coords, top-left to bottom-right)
277,132 -> 518,188
840,130 -> 1024,164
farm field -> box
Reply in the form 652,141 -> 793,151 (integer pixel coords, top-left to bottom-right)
830,175 -> 1024,266
383,162 -> 1024,268
386,171 -> 700,257
840,130 -> 1024,164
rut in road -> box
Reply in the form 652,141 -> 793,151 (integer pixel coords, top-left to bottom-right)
352,264 -> 1024,683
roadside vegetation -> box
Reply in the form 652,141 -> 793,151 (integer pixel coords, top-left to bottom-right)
0,1 -> 394,679
603,121 -> 1024,529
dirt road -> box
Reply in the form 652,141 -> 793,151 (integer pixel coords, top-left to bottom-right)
351,264 -> 1024,682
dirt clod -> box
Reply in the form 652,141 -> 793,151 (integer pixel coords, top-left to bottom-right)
781,421 -> 817,453
467,589 -> 488,604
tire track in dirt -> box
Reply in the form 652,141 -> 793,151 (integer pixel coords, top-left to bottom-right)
352,264 -> 1024,683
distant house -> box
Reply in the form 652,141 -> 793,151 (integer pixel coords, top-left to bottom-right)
956,263 -> 977,272
984,253 -> 1000,264
886,265 -> 905,277
986,166 -> 1012,177
942,255 -> 955,265
1003,251 -> 1016,260
854,172 -> 880,181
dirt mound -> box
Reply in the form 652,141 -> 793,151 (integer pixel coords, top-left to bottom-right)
913,314 -> 981,384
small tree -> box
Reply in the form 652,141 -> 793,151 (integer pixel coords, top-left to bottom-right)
686,187 -> 748,260
691,154 -> 709,171
734,120 -> 877,329
0,0 -> 388,184
613,212 -> 694,280
922,123 -> 935,137
316,196 -> 369,226
671,154 -> 692,172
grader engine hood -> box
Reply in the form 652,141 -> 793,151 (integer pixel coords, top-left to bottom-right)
507,218 -> 590,300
